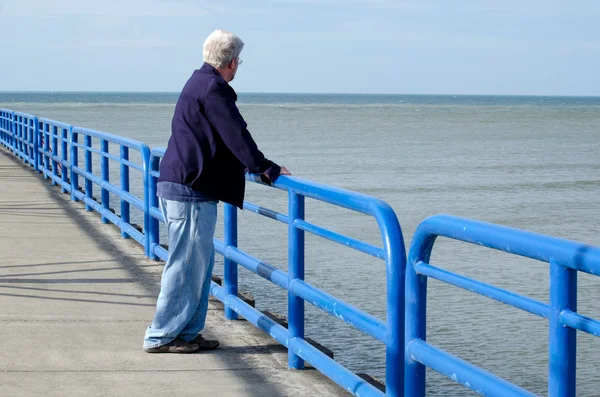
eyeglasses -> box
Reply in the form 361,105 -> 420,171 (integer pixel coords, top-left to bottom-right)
237,58 -> 243,65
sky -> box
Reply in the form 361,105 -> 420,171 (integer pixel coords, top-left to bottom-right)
0,0 -> 599,95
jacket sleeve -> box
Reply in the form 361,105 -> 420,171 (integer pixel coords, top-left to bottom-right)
204,81 -> 281,181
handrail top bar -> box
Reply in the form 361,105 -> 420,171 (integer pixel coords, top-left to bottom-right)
72,126 -> 148,150
413,214 -> 600,275
13,111 -> 36,119
151,147 -> 165,157
38,117 -> 72,130
248,173 -> 395,218
151,146 -> 396,219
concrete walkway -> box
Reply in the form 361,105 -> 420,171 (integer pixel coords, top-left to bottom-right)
0,147 -> 348,397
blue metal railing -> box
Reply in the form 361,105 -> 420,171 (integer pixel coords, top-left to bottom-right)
12,111 -> 37,167
38,118 -> 71,190
1,109 -> 599,397
406,214 -> 600,397
148,148 -> 406,397
0,110 -> 12,151
69,127 -> 151,252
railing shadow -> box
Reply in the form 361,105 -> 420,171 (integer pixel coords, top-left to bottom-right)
0,148 -> 160,296
0,291 -> 155,307
0,285 -> 154,299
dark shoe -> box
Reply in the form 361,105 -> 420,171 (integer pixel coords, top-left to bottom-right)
144,338 -> 200,354
190,334 -> 220,350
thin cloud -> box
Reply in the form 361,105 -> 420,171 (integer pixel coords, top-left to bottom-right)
87,39 -> 175,49
2,0 -> 210,17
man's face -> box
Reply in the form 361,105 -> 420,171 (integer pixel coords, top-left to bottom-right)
229,57 -> 240,82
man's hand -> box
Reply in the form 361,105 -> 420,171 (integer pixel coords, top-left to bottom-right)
259,165 -> 291,185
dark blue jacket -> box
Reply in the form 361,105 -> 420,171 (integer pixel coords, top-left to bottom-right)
158,63 -> 281,208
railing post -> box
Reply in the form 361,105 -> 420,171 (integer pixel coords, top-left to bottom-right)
288,190 -> 305,369
61,127 -> 68,193
384,212 -> 407,397
405,236 -> 431,397
18,116 -> 23,160
141,145 -> 151,258
120,145 -> 130,238
14,115 -> 19,158
21,116 -> 26,161
549,259 -> 577,397
43,123 -> 50,179
224,203 -> 238,320
28,118 -> 34,167
24,117 -> 29,162
33,117 -> 39,172
10,112 -> 15,154
0,112 -> 3,146
100,139 -> 110,223
15,115 -> 20,158
30,118 -> 35,166
20,117 -> 25,161
1,112 -> 6,147
8,112 -> 15,153
19,116 -> 24,161
84,135 -> 93,211
3,111 -> 7,147
147,151 -> 159,260
0,112 -> 3,147
3,112 -> 7,147
70,127 -> 79,202
51,126 -> 58,185
26,117 -> 31,163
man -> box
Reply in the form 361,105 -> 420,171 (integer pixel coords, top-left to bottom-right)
144,29 -> 290,353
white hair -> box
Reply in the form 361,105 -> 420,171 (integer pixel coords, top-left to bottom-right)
203,29 -> 244,68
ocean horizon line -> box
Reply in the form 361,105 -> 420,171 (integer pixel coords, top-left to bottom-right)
1,91 -> 599,99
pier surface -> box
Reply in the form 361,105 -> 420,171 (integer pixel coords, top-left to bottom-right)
0,147 -> 347,397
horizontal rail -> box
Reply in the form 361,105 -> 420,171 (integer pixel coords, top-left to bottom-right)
149,206 -> 163,222
214,241 -> 289,290
153,244 -> 168,262
38,117 -> 71,130
13,111 -> 35,119
414,261 -> 550,318
243,201 -> 288,223
121,191 -> 144,212
122,159 -> 143,172
290,337 -> 385,397
47,172 -> 69,189
408,340 -> 537,397
75,145 -> 102,155
294,219 -> 385,259
72,126 -> 147,150
210,282 -> 385,397
73,166 -> 102,185
290,279 -> 387,343
248,173 -> 392,218
414,214 -> 600,276
210,282 -> 289,344
560,310 -> 600,337
102,152 -> 120,162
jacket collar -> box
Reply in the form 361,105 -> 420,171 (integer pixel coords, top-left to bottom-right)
199,62 -> 223,77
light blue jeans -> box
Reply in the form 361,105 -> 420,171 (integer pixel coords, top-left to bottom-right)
143,198 -> 217,348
